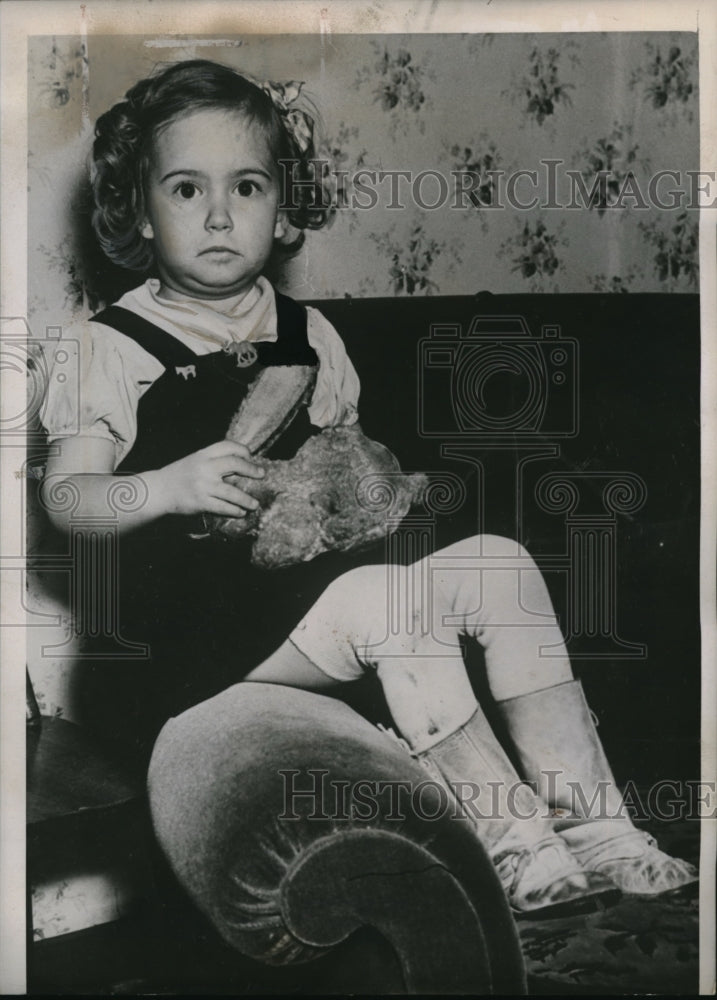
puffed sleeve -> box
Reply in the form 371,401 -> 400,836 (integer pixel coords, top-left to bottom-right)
40,321 -> 161,468
305,307 -> 360,428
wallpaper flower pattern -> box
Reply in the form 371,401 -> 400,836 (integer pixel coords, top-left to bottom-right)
28,31 -> 699,331
639,212 -> 699,289
630,41 -> 697,122
370,219 -> 461,296
503,44 -> 578,126
498,217 -> 568,292
355,42 -> 434,135
572,124 -> 647,217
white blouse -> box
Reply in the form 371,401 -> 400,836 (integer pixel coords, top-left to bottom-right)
41,277 -> 360,468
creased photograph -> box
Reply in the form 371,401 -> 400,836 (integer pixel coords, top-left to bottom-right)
1,1 -> 715,995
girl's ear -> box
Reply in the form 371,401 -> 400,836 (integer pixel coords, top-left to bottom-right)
140,220 -> 155,240
274,211 -> 288,241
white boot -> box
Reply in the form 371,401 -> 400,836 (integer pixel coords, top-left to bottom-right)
496,680 -> 698,896
413,704 -> 620,917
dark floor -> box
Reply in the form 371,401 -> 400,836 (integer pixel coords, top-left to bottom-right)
519,817 -> 700,996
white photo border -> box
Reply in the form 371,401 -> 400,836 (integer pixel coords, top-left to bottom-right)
1,1 -> 714,994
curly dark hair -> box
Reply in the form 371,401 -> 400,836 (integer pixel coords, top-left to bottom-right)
91,59 -> 331,272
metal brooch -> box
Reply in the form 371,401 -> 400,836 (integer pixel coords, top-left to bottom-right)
224,341 -> 258,368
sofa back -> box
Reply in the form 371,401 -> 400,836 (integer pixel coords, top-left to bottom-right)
311,292 -> 701,782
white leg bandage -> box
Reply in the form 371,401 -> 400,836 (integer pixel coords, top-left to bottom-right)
288,534 -> 573,744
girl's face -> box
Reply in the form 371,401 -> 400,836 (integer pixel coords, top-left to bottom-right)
141,108 -> 285,300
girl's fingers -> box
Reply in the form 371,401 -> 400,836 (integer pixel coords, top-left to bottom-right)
205,440 -> 253,459
210,482 -> 261,511
214,455 -> 266,480
204,497 -> 253,518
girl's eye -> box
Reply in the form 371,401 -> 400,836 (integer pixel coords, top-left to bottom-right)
175,181 -> 199,200
236,179 -> 260,197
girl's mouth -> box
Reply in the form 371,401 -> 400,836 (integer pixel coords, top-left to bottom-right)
199,247 -> 240,256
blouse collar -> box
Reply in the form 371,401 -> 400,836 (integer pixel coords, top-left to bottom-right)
123,276 -> 278,347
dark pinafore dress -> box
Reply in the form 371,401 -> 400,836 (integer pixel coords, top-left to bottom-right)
86,293 -> 373,762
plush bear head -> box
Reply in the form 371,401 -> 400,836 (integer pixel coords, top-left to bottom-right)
211,426 -> 427,569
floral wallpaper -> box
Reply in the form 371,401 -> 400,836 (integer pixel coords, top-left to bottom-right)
355,43 -> 435,134
27,30 -> 699,333
630,41 -> 697,120
503,41 -> 580,126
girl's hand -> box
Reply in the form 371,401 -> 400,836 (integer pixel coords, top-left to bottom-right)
157,441 -> 265,518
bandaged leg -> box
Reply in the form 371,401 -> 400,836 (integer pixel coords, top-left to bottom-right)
288,536 -> 696,898
286,556 -> 617,915
425,533 -> 573,701
286,534 -> 571,707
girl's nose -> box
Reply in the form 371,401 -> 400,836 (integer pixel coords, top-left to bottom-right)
205,196 -> 233,232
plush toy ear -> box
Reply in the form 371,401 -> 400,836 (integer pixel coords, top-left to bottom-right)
140,220 -> 154,240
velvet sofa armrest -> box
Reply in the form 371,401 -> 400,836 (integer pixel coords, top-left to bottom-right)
147,682 -> 525,994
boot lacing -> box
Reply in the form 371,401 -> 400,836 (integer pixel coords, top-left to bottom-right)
493,837 -> 581,896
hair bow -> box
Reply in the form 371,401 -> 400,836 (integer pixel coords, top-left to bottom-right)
261,79 -> 314,155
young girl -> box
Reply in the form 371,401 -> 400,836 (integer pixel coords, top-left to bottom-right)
42,58 -> 696,917
41,59 -> 365,753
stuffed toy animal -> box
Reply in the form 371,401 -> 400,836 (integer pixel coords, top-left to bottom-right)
209,362 -> 427,569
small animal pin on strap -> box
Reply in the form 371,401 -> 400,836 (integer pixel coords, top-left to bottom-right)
223,341 -> 258,368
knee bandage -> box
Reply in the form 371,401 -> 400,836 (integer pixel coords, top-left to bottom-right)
289,566 -> 384,681
288,563 -> 462,681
